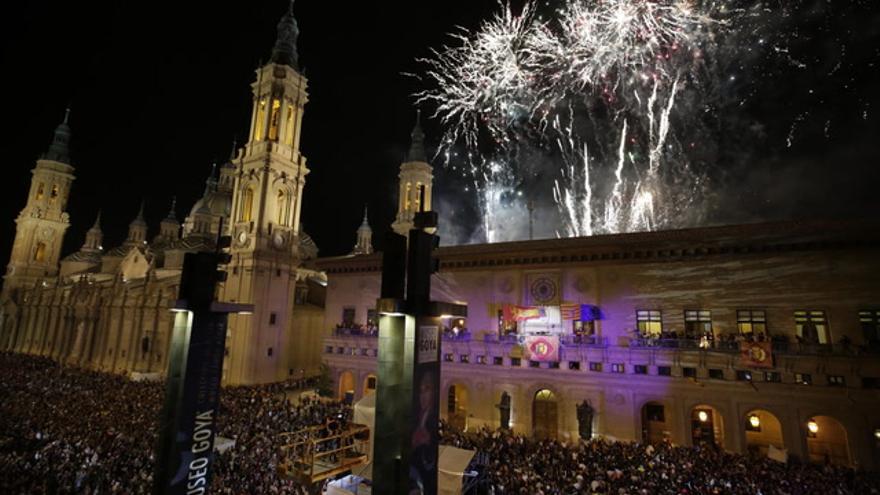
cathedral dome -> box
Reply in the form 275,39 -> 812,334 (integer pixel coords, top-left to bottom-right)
188,188 -> 232,219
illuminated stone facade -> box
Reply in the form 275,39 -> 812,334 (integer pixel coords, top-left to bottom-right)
318,221 -> 880,469
0,4 -> 325,385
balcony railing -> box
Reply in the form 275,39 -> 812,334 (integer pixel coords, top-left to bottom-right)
628,338 -> 740,352
333,327 -> 378,337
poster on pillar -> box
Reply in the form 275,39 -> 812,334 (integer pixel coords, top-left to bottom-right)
525,272 -> 561,306
410,324 -> 440,494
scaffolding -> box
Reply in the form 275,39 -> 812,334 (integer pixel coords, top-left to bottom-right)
278,422 -> 371,484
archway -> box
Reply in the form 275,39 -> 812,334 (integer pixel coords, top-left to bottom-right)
691,405 -> 724,447
447,384 -> 469,431
641,402 -> 668,444
338,371 -> 355,403
532,389 -> 558,440
363,374 -> 377,395
744,409 -> 784,457
806,415 -> 851,466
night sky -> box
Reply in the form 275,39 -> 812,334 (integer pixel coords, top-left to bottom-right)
1,1 -> 878,265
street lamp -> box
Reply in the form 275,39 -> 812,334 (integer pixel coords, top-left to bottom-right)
807,419 -> 819,435
749,415 -> 761,429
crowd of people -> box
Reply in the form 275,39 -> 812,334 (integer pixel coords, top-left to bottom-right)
4,351 -> 880,494
440,421 -> 880,495
0,352 -> 348,494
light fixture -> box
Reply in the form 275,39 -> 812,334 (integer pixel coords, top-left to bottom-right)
873,429 -> 880,440
439,314 -> 453,319
807,419 -> 819,434
698,410 -> 709,422
379,311 -> 404,317
749,415 -> 761,429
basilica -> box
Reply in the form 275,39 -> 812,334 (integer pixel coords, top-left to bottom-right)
0,4 -> 325,385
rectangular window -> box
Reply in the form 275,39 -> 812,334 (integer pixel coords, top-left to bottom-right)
794,310 -> 829,344
862,377 -> 880,389
269,312 -> 277,325
548,361 -> 560,369
827,375 -> 846,387
737,310 -> 767,335
529,360 -> 541,368
708,369 -> 725,380
795,373 -> 812,385
360,348 -> 370,356
736,370 -> 753,381
342,307 -> 356,327
634,365 -> 648,375
589,362 -> 603,372
683,367 -> 697,378
657,366 -> 672,376
764,371 -> 781,382
611,363 -> 625,374
476,355 -> 487,365
569,361 -> 581,370
684,310 -> 713,339
493,356 -> 504,366
636,310 -> 662,336
859,310 -> 880,344
367,309 -> 378,328
325,345 -> 333,354
573,319 -> 595,336
267,347 -> 273,357
444,353 -> 454,362
510,357 -> 522,366
336,347 -> 344,354
459,354 -> 470,364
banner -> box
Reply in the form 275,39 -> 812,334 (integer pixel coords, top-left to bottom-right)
503,304 -> 545,322
740,341 -> 773,368
524,335 -> 560,362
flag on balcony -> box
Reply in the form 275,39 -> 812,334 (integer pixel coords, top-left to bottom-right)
502,304 -> 545,322
740,341 -> 773,368
524,335 -> 559,362
560,303 -> 580,320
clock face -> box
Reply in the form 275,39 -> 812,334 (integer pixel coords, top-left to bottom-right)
237,230 -> 248,246
273,233 -> 285,249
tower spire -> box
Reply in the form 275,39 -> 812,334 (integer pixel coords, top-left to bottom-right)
44,107 -> 72,164
90,210 -> 102,231
406,109 -> 427,162
361,204 -> 369,227
270,0 -> 300,69
166,196 -> 178,220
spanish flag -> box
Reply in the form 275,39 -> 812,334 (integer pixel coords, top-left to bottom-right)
502,304 -> 545,322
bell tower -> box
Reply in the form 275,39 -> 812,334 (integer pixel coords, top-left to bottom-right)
221,0 -> 309,384
2,109 -> 75,296
392,111 -> 434,237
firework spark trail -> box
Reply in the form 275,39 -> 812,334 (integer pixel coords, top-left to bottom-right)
604,119 -> 629,233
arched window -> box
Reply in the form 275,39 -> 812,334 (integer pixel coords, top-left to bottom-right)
240,187 -> 254,222
285,106 -> 295,146
35,183 -> 45,201
268,99 -> 282,141
49,185 -> 59,205
34,242 -> 47,262
276,189 -> 289,226
404,182 -> 412,211
254,98 -> 267,141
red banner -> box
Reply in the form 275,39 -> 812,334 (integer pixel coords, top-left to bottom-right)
740,341 -> 773,368
503,304 -> 545,322
524,335 -> 560,362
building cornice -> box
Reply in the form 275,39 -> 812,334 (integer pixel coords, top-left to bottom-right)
316,219 -> 880,274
